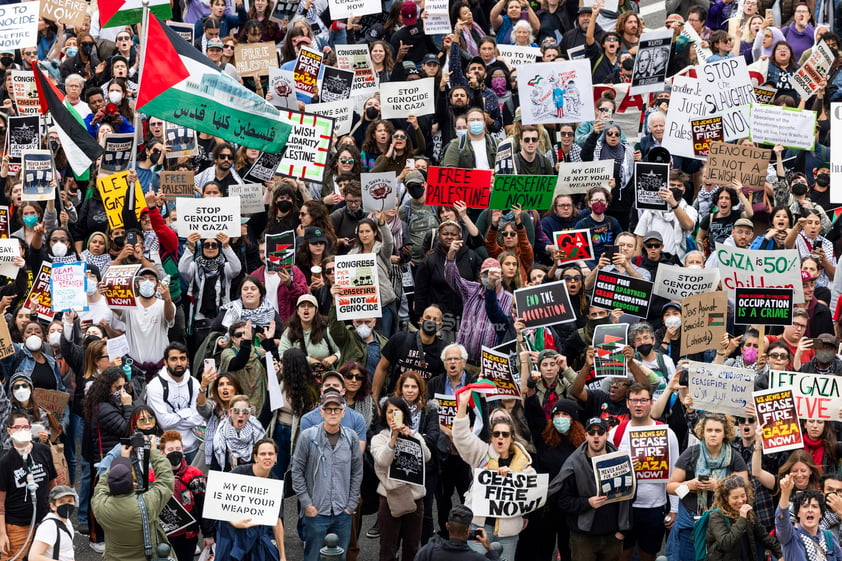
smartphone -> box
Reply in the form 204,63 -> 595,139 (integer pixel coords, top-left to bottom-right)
204,358 -> 215,371
392,410 -> 404,426
765,8 -> 772,18
405,158 -> 415,170
603,246 -> 617,261
699,475 -> 710,481
126,231 -> 138,246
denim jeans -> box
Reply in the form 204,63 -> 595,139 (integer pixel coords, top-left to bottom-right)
67,413 -> 91,523
272,422 -> 292,480
301,512 -> 352,561
468,523 -> 518,561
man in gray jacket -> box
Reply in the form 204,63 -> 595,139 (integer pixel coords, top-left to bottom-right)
292,391 -> 364,561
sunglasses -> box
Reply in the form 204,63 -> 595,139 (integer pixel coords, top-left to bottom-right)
231,407 -> 254,415
223,44 -> 235,49
232,331 -> 244,338
324,268 -> 335,274
501,231 -> 517,238
339,157 -> 355,163
23,51 -> 37,56
344,372 -> 365,381
521,137 -> 539,143
117,36 -> 131,41
136,416 -> 155,424
218,154 -> 234,160
204,242 -> 220,249
768,352 -> 789,359
563,274 -> 583,282
11,383 -> 29,391
392,134 -> 407,139
606,131 -> 621,137
491,431 -> 511,438
734,417 -> 756,424
559,131 -> 574,136
644,243 -> 662,249
587,428 -> 607,436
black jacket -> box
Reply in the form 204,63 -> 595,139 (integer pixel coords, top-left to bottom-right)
416,537 -> 500,561
414,243 -> 481,318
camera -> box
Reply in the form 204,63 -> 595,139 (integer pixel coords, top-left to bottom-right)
677,368 -> 689,387
119,431 -> 151,493
468,529 -> 482,540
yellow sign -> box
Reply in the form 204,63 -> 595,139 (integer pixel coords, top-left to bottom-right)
97,171 -> 146,229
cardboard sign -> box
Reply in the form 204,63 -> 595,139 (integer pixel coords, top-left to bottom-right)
243,151 -> 283,184
592,451 -> 636,504
229,183 -> 265,214
21,151 -> 54,201
387,434 -> 425,487
235,41 -> 279,77
380,78 -> 435,120
319,65 -> 354,103
0,2 -> 40,52
754,387 -> 803,454
496,45 -> 541,70
716,244 -> 804,304
792,40 -> 835,99
40,0 -> 86,28
160,171 -> 196,198
704,141 -> 771,191
160,496 -> 196,536
516,59 -> 595,125
293,47 -> 323,99
11,70 -> 38,115
425,167 -> 491,208
23,262 -> 54,321
8,115 -> 40,158
267,68 -> 297,109
164,122 -> 197,158
360,172 -> 397,212
749,104 -> 817,151
102,264 -> 141,309
687,360 -> 754,417
634,162 -> 669,211
490,175 -> 556,210
690,116 -> 723,158
327,0 -> 380,20
663,75 -> 704,159
769,370 -> 842,421
630,29 -> 673,94
514,280 -> 575,329
32,388 -> 69,416
204,471 -> 285,526
334,253 -> 382,320
591,271 -> 653,317
50,261 -> 87,312
653,264 -> 720,300
593,323 -> 628,379
101,133 -> 134,174
265,231 -> 295,273
554,160 -> 613,195
479,346 -> 519,400
698,56 -> 755,141
471,469 -> 548,517
96,171 -> 146,229
0,318 -> 13,359
305,99 -> 352,136
178,196 -> 241,238
553,229 -> 595,264
734,287 -> 793,326
628,426 -> 670,481
276,110 -> 334,184
681,291 -> 728,355
334,45 -> 378,97
435,393 -> 457,430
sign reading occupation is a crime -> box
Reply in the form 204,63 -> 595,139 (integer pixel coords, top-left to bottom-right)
204,471 -> 285,526
514,280 -> 575,329
425,167 -> 492,208
490,175 -> 556,210
734,287 -> 793,326
591,271 -> 653,317
753,387 -> 803,454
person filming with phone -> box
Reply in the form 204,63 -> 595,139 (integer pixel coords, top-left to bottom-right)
415,505 -> 500,561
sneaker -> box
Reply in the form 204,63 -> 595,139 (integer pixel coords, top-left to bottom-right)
90,542 -> 105,554
77,525 -> 90,536
366,527 -> 380,538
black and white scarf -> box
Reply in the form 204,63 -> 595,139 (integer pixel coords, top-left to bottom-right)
213,416 -> 265,468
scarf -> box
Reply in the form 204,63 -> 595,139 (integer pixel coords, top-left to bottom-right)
81,250 -> 111,273
407,402 -> 421,432
541,378 -> 560,418
461,22 -> 486,56
695,442 -> 732,514
213,415 -> 264,469
196,253 -> 227,318
205,413 -> 223,465
804,433 -> 826,469
801,529 -> 830,561
223,298 -> 276,328
142,230 -> 160,257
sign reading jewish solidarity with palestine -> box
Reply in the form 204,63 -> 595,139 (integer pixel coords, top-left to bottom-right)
102,264 -> 141,309
592,271 -> 653,317
204,471 -> 284,526
553,229 -> 594,263
554,160 -> 613,195
480,346 -> 519,400
471,469 -> 548,517
380,78 -> 435,120
490,175 -> 556,210
687,361 -> 754,417
514,281 -> 575,329
753,388 -> 803,454
178,197 -> 241,238
435,394 -> 457,430
769,370 -> 842,421
716,244 -> 804,303
425,167 -> 491,208
681,291 -> 728,355
627,426 -> 670,481
388,434 -> 425,487
276,110 -> 334,184
334,253 -> 382,321
592,451 -> 636,504
653,264 -> 720,300
704,141 -> 771,191
734,287 -> 793,326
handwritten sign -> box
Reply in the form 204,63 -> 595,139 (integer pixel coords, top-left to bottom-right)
553,229 -> 595,264
681,291 -> 728,355
360,172 -> 397,212
653,264 -> 720,300
496,45 -> 540,70
716,244 -> 803,304
754,387 -> 803,454
513,280 -> 575,329
380,78 -> 435,120
663,75 -> 703,159
33,388 -> 70,416
0,317 -> 13,359
235,42 -> 279,77
591,271 -> 653,317
388,434 -> 425,487
102,264 -> 141,309
425,167 -> 491,208
96,171 -> 146,229
106,334 -> 131,361
23,262 -> 54,321
0,238 -> 17,280
435,394 -> 457,430
749,104 -> 817,151
770,370 -> 842,421
628,426 -> 670,481
50,262 -> 87,312
490,175 -> 555,210
293,47 -> 322,100
40,0 -> 86,28
160,171 -> 196,198
204,471 -> 284,526
230,183 -> 265,214
734,287 -> 793,326
480,346 -> 519,400
687,360 -> 754,417
471,469 -> 548,517
334,253 -> 381,320
178,196 -> 240,238
592,451 -> 635,504
704,141 -> 771,191
698,56 -> 755,141
554,160 -> 613,195
305,99 -> 352,136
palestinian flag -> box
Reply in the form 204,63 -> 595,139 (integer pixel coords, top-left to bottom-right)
32,68 -> 103,180
99,0 -> 172,28
454,380 -> 498,436
137,14 -> 292,153
707,313 -> 725,326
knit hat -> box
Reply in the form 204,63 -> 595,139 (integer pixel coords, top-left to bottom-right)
551,399 -> 581,418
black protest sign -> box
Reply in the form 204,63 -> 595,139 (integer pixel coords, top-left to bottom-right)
388,434 -> 425,487
592,271 -> 653,317
160,496 -> 196,536
734,287 -> 793,326
514,280 -> 575,329
634,162 -> 669,210
244,151 -> 283,183
319,65 -> 354,103
8,115 -> 40,159
266,230 -> 295,273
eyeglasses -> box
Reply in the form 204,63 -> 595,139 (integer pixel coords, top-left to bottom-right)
604,37 -> 619,42
322,406 -> 343,414
204,242 -> 220,249
344,372 -> 365,381
735,416 -> 756,424
136,416 -> 155,425
521,137 -> 539,143
231,407 -> 254,415
644,243 -> 662,249
324,268 -> 335,275
491,431 -> 511,438
10,425 -> 31,431
232,331 -> 244,338
792,323 -> 808,330
557,203 -> 573,208
116,35 -> 131,41
628,398 -> 650,404
587,428 -> 607,436
501,231 -> 517,238
392,133 -> 407,139
339,157 -> 355,163
768,352 -> 789,359
218,154 -> 234,160
559,131 -> 574,136
444,357 -> 463,362
606,131 -> 621,137
149,123 -> 163,128
563,274 -> 583,282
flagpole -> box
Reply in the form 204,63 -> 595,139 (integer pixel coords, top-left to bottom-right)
129,0 -> 151,171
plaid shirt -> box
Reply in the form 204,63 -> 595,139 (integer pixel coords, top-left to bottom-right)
732,438 -> 786,532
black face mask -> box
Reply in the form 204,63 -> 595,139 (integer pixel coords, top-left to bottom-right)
276,200 -> 293,213
0,57 -> 13,67
816,173 -> 830,187
792,182 -> 808,196
167,450 -> 184,466
365,106 -> 380,120
138,426 -> 157,435
81,43 -> 94,56
636,343 -> 653,356
421,320 -> 438,335
670,188 -> 684,202
49,140 -> 59,153
113,235 -> 125,248
587,316 -> 611,331
407,183 -> 425,200
56,504 -> 76,519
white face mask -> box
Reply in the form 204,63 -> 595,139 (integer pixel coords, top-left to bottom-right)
25,335 -> 42,352
86,283 -> 98,296
52,242 -> 68,257
48,331 -> 61,346
355,324 -> 373,339
108,91 -> 123,104
686,264 -> 703,269
138,280 -> 156,298
13,388 -> 30,403
10,429 -> 31,445
664,316 -> 681,329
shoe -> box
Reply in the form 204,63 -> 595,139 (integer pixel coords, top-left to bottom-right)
77,525 -> 90,536
366,527 -> 380,538
90,542 -> 105,554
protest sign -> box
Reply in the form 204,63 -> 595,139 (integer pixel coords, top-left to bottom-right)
471,469 -> 548,517
634,162 -> 669,210
425,167 -> 492,208
516,60 -> 595,125
178,197 -> 240,238
335,45 -> 378,97
293,47 -> 322,100
792,40 -> 835,99
687,360 -> 754,417
160,497 -> 196,536
97,171 -> 146,229
480,346 -> 519,400
582,0 -> 619,10
698,56 -> 756,141
40,0 -> 86,28
554,160 -> 613,195
229,183 -> 265,214
680,24 -> 711,64
490,175 -> 556,210
277,110 -> 334,184
21,151 -> 54,201
160,171 -> 196,198
704,141 -> 771,190
267,69 -> 297,109
496,45 -> 541,69
101,133 -> 134,173
592,271 -> 653,317
388,434 -> 425,487
8,115 -> 40,159
328,0 -> 380,19
749,104 -> 816,151
734,287 -> 793,326
0,207 -> 9,239
265,231 -> 295,273
243,151 -> 283,184
164,122 -> 197,158
334,253 -> 382,320
23,263 -> 53,321
691,116 -> 724,158
630,29 -> 673,94
319,65 -> 354,102
305,99 -> 352,136
102,264 -> 141,309
11,70 -> 38,115
753,85 -> 777,104
593,323 -> 628,379
628,426 -> 670,481
834,103 -> 842,204
0,2 -> 40,51
235,42 -> 279,77
681,291 -> 728,355
32,389 -> 70,416
514,281 -> 575,329
0,238 -> 19,278
106,335 -> 131,361
653,264 -> 720,300
769,370 -> 842,421
380,78 -> 435,120
754,387 -> 803,454
361,172 -> 397,212
165,21 -> 194,45
50,262 -> 87,312
553,229 -> 595,264
0,318 -> 13,359
716,244 -> 803,303
592,451 -> 636,503
422,0 -> 451,34
205,471 -> 285,526
269,0 -> 299,22
435,394 -> 457,430
663,75 -> 704,159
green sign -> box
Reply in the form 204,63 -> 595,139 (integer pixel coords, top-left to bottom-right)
490,175 -> 556,210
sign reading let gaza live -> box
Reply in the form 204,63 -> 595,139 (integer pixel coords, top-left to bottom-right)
734,287 -> 793,326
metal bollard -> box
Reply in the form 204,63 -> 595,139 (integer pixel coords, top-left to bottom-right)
320,533 -> 345,561
154,543 -> 173,561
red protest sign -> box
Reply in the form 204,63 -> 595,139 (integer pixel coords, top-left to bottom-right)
425,167 -> 492,209
754,387 -> 803,454
103,264 -> 141,309
553,229 -> 594,263
23,263 -> 54,321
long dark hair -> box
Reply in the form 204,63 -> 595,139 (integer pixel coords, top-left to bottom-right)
210,372 -> 245,417
83,366 -> 127,423
281,348 -> 318,416
362,119 -> 395,154
283,304 -> 330,347
378,396 -> 412,431
339,361 -> 371,398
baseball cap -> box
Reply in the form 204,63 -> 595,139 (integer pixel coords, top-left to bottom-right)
207,38 -> 224,50
643,231 -> 663,243
585,417 -> 608,431
802,269 -> 817,281
734,217 -> 754,229
297,294 -> 318,308
107,457 -> 134,495
481,258 -> 501,273
400,0 -> 419,25
662,301 -> 682,314
665,13 -> 684,25
320,392 -> 344,407
49,485 -> 78,503
304,226 -> 328,244
578,5 -> 593,14
405,170 -> 425,185
422,53 -> 440,65
814,333 -> 837,346
136,267 -> 159,280
538,349 -> 559,364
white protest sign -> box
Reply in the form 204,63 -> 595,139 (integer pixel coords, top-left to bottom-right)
471,469 -> 548,518
749,104 -> 816,151
769,370 -> 842,421
50,262 -> 87,312
554,161 -> 613,196
832,103 -> 842,204
361,172 -> 397,212
630,28 -> 673,95
305,99 -> 353,136
335,45 -> 378,98
334,253 -> 382,320
496,45 -> 541,70
265,351 -> 284,411
178,196 -> 241,238
11,70 -> 38,115
663,74 -> 703,159
106,334 -> 131,361
204,471 -> 285,526
582,0 -> 619,10
792,40 -> 835,99
515,59 -> 595,125
652,264 -> 720,300
0,239 -> 20,279
327,0 -> 379,20
423,0 -> 451,34
680,24 -> 710,64
716,243 -> 804,304
0,2 -> 39,52
698,56 -> 755,141
267,69 -> 297,109
687,360 -> 754,417
380,78 -> 435,120
229,183 -> 265,214
276,110 -> 334,184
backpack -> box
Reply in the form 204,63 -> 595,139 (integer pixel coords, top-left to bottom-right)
693,508 -> 728,561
